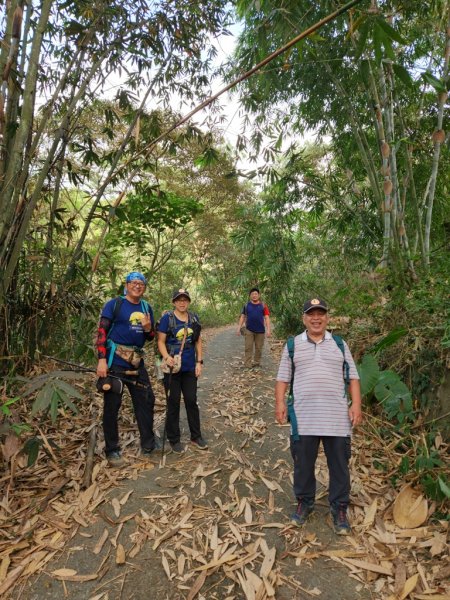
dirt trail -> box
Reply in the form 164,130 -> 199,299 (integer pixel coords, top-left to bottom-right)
17,326 -> 370,600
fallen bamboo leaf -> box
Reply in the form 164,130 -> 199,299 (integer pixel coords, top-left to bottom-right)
111,498 -> 121,518
161,553 -> 172,580
363,498 -> 378,527
388,573 -> 419,600
230,468 -> 241,484
259,547 -> 276,578
413,596 -> 450,600
177,554 -> 186,576
93,529 -> 109,555
79,483 -> 97,510
259,475 -> 278,491
119,490 -> 133,505
244,501 -> 252,524
210,523 -> 219,550
153,512 -> 192,550
61,573 -> 99,582
194,554 -> 238,571
263,575 -> 276,597
116,544 -> 126,565
229,521 -> 243,546
341,558 -> 393,575
186,571 -> 207,600
52,568 -> 77,577
0,556 -> 11,583
0,565 -> 25,596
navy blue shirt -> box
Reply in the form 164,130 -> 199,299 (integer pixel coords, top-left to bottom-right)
242,301 -> 269,333
159,312 -> 198,372
102,298 -> 154,368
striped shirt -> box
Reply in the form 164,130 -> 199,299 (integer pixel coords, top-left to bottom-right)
276,330 -> 359,437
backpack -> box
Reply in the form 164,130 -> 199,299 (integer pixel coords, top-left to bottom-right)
157,310 -> 201,349
286,334 -> 350,441
93,296 -> 153,363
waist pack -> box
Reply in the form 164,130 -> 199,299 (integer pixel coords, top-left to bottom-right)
112,343 -> 144,368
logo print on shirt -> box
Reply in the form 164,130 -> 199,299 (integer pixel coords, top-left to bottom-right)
176,326 -> 193,340
129,311 -> 145,328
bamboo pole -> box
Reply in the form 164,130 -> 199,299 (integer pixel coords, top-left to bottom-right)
424,14 -> 449,267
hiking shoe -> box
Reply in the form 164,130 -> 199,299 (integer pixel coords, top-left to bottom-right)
291,498 -> 314,526
170,441 -> 185,454
330,503 -> 351,535
107,451 -> 125,468
191,437 -> 208,450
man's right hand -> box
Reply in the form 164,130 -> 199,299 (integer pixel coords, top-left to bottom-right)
275,401 -> 287,424
97,358 -> 108,378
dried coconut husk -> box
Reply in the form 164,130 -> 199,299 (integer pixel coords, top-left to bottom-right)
393,484 -> 428,529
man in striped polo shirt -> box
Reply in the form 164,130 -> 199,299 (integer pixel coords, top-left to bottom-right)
274,298 -> 362,534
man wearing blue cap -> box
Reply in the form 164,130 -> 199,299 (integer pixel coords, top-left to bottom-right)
96,272 -> 160,467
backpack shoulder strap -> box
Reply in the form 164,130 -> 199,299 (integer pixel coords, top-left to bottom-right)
168,310 -> 176,336
332,334 -> 350,396
286,335 -> 299,441
287,336 -> 295,391
105,296 -> 125,369
112,296 -> 125,322
140,299 -> 154,325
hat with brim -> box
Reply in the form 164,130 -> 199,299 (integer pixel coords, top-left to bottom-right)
172,288 -> 191,302
303,298 -> 328,313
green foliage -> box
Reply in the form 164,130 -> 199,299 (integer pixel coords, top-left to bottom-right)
22,437 -> 42,468
0,397 -> 31,436
358,355 -> 413,424
114,185 -> 203,237
368,328 -> 408,354
21,372 -> 83,424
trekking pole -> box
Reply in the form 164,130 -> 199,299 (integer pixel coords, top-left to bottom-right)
160,362 -> 174,467
40,354 -> 149,389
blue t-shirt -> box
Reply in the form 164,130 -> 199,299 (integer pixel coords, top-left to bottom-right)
242,302 -> 267,333
102,297 -> 154,368
158,312 -> 198,372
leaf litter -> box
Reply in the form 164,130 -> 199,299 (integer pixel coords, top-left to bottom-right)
0,329 -> 448,599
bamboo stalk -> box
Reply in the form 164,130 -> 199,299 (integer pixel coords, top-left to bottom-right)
424,14 -> 449,267
0,0 -> 53,245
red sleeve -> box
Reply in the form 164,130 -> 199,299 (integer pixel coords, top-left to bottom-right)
97,317 -> 112,359
263,303 -> 270,316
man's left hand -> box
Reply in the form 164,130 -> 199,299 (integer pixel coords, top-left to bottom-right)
349,405 -> 363,427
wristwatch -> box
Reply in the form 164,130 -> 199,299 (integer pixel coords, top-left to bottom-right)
196,360 -> 204,364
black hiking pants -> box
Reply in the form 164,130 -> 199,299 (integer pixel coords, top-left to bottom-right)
290,435 -> 351,507
164,370 -> 202,443
102,362 -> 156,456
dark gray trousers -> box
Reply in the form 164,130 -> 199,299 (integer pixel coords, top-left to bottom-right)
103,363 -> 156,455
290,435 -> 351,507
